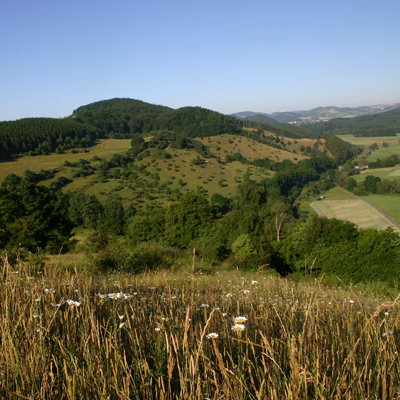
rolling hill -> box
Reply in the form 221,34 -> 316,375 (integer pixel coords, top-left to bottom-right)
232,102 -> 400,125
306,108 -> 400,137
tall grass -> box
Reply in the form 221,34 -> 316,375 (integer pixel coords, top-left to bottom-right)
1,257 -> 399,399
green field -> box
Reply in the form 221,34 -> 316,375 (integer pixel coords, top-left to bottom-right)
353,166 -> 400,182
359,194 -> 400,224
336,134 -> 400,162
297,186 -> 355,216
336,134 -> 400,146
310,199 -> 400,232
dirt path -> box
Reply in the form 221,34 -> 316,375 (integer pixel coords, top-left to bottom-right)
336,186 -> 400,229
292,188 -> 310,208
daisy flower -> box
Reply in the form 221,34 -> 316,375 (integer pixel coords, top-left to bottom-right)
235,316 -> 248,323
231,324 -> 246,332
206,333 -> 219,339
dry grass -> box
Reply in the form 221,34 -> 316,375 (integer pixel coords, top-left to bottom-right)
198,135 -> 309,163
0,139 -> 132,181
1,258 -> 400,399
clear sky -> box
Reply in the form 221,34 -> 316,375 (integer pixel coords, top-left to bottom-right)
1,0 -> 399,121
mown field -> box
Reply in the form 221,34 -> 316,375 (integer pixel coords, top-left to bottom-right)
1,258 -> 400,399
358,194 -> 400,224
310,199 -> 400,232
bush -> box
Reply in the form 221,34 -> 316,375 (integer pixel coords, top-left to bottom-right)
88,244 -> 178,274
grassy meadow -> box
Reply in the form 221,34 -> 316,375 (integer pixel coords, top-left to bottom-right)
198,134 -> 311,163
336,134 -> 400,147
0,139 -> 132,181
1,136 -> 302,208
353,166 -> 400,182
336,134 -> 400,162
310,199 -> 400,232
1,257 -> 400,399
358,194 -> 400,225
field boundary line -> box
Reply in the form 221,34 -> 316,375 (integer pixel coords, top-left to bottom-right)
336,186 -> 400,229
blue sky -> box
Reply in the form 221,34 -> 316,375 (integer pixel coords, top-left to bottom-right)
1,0 -> 399,121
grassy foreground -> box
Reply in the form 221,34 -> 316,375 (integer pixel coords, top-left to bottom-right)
1,259 -> 400,399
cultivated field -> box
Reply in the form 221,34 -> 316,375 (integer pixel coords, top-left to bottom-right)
358,194 -> 400,225
1,259 -> 400,399
310,199 -> 400,232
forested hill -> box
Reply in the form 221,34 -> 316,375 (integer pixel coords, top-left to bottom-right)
72,98 -> 172,116
0,98 -> 326,160
0,118 -> 100,159
69,98 -> 309,140
306,108 -> 400,137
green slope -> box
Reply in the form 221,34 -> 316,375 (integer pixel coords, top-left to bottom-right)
306,108 -> 400,137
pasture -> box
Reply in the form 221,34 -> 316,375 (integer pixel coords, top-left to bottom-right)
1,258 -> 399,399
198,135 -> 310,163
310,199 -> 400,232
0,139 -> 132,181
352,166 -> 400,182
336,134 -> 400,147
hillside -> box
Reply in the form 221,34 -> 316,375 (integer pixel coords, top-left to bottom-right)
305,108 -> 400,137
232,102 -> 400,125
0,117 -> 100,159
240,113 -> 279,125
0,132 -> 329,209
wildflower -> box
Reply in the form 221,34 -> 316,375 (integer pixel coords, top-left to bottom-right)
33,314 -> 40,318
51,303 -> 61,307
243,290 -> 250,294
235,316 -> 248,323
119,322 -> 125,329
66,300 -> 81,307
349,300 -> 354,304
251,280 -> 258,285
155,327 -> 161,331
206,333 -> 219,339
200,304 -> 210,307
384,312 -> 389,316
231,324 -> 246,332
118,315 -> 124,320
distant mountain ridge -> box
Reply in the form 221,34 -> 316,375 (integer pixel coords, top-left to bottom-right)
231,103 -> 400,125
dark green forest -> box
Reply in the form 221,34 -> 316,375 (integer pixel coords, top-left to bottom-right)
0,118 -> 100,159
